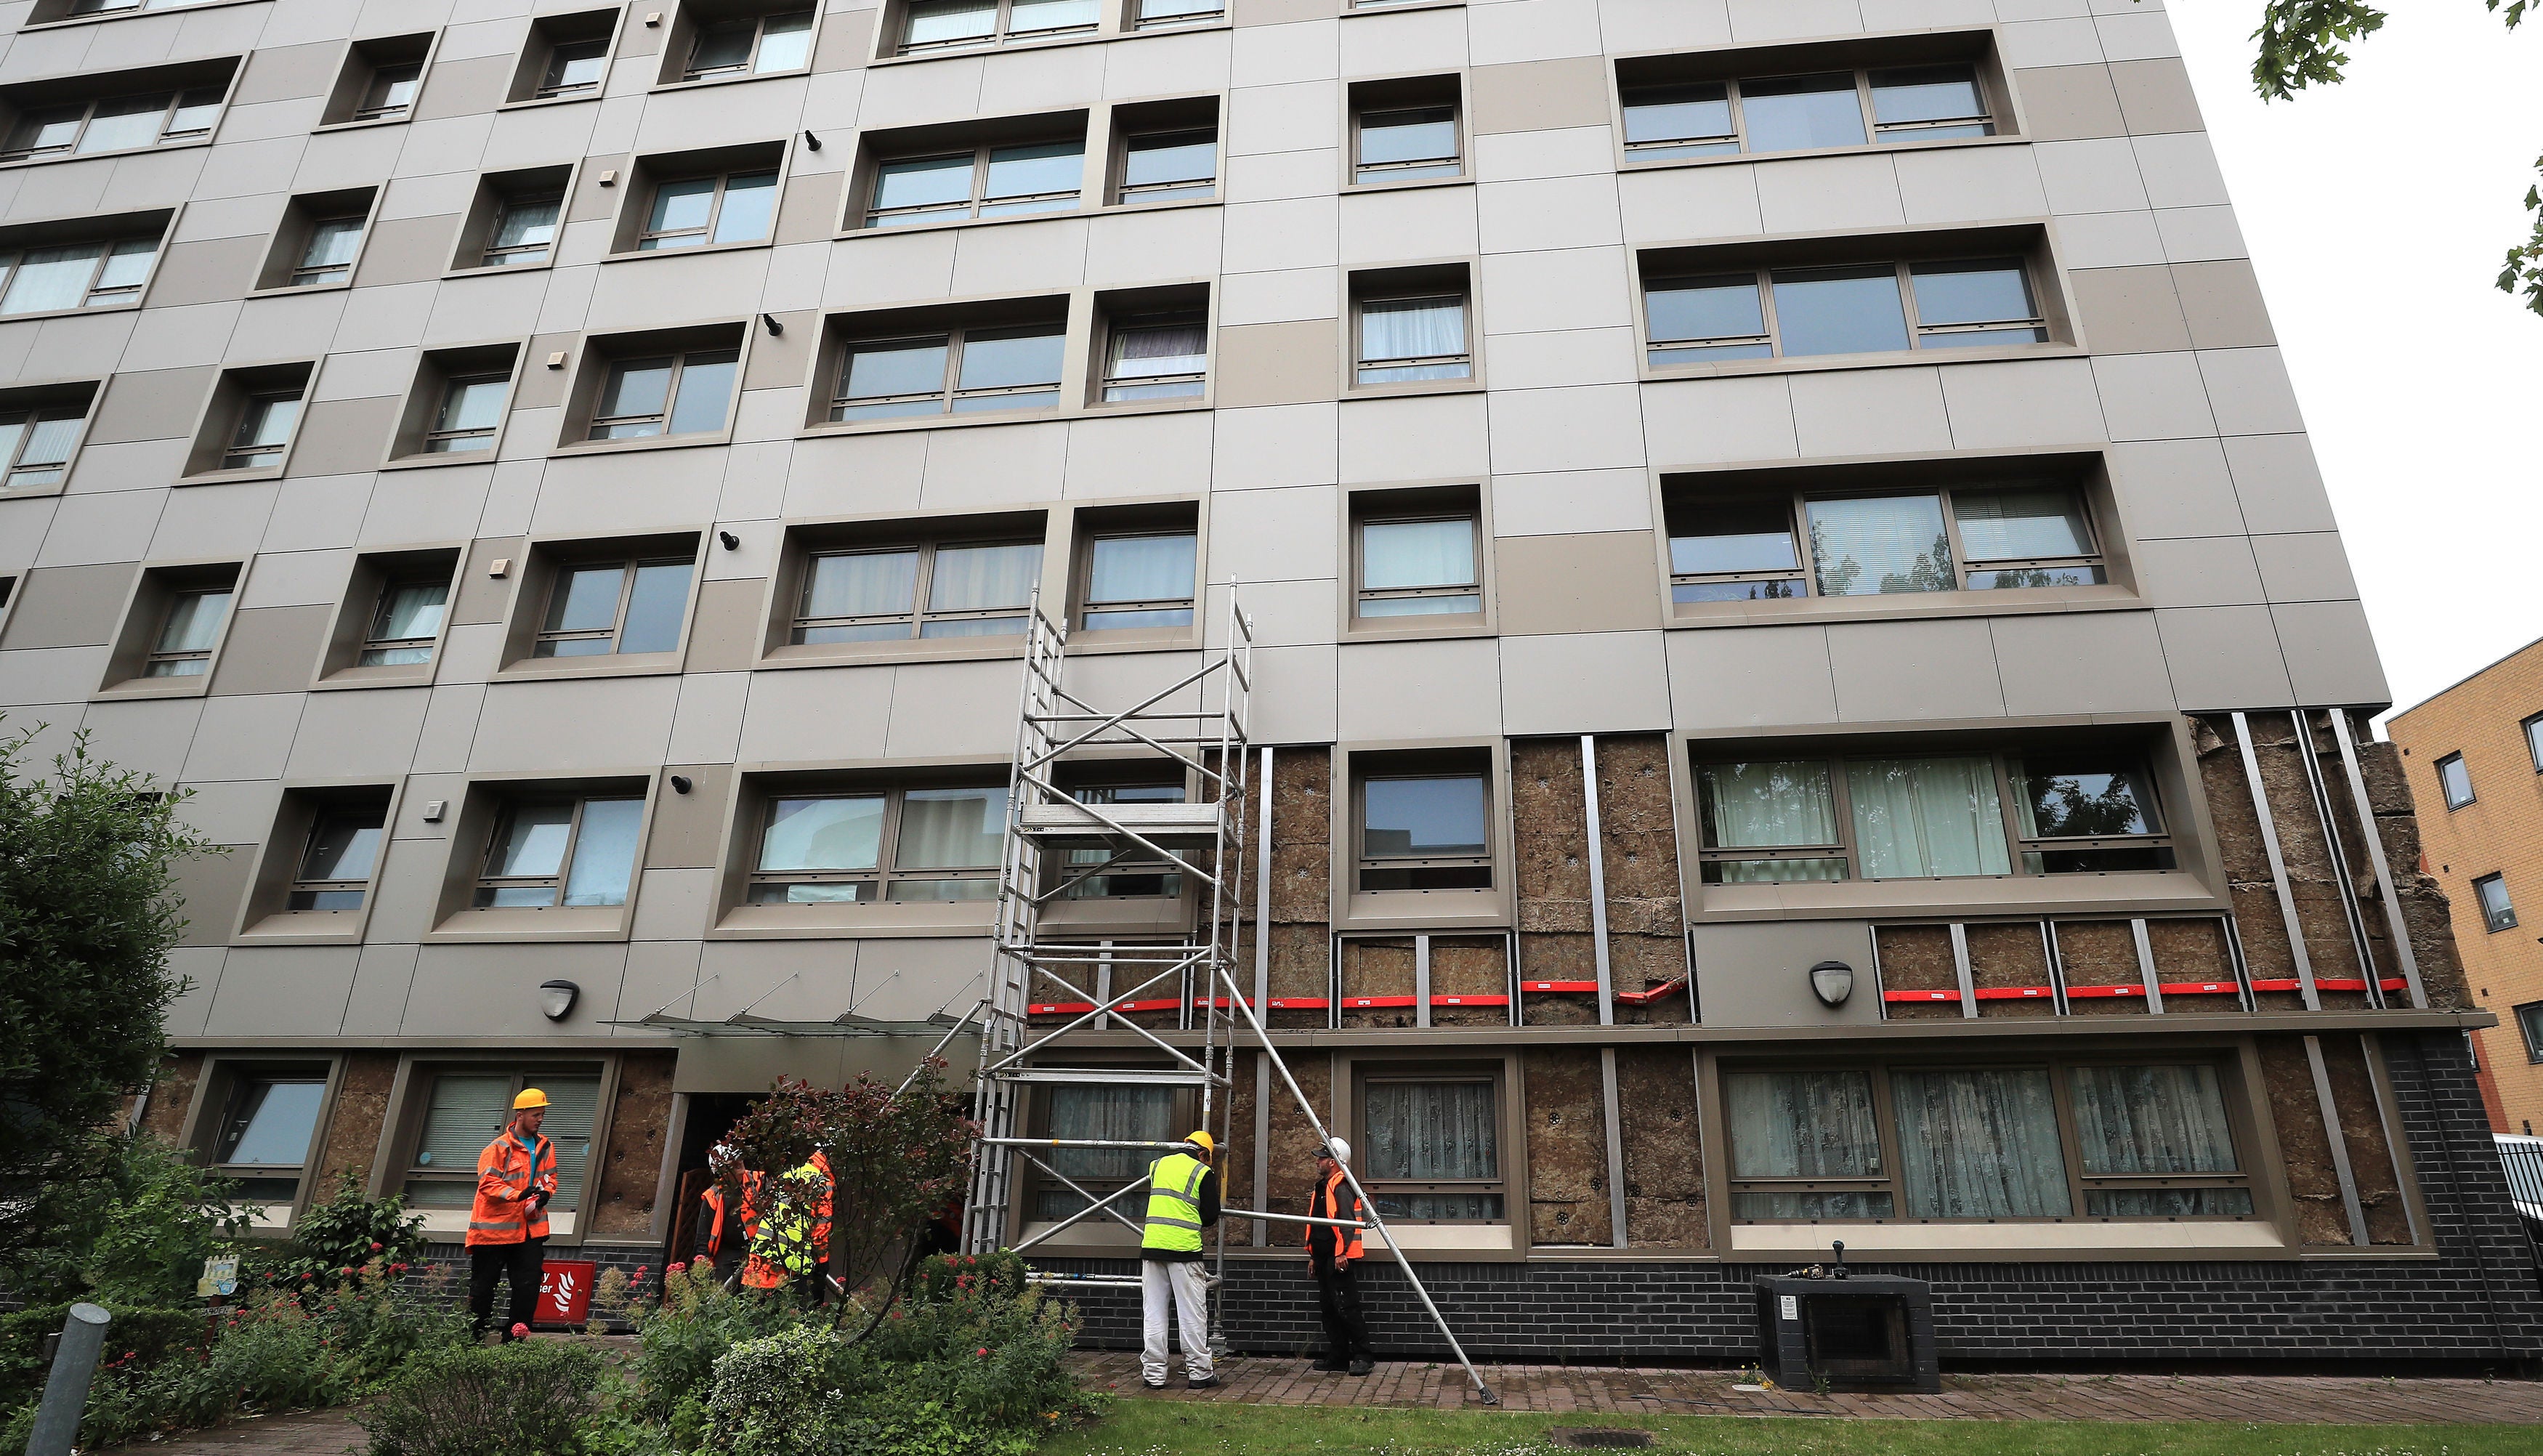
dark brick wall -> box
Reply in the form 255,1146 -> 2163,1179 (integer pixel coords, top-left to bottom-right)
1049,1032 -> 2543,1370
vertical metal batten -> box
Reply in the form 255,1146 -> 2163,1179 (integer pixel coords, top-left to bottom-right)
1581,735 -> 1615,1027
2231,710 -> 2321,1011
2130,918 -> 2164,1014
2292,710 -> 2384,1006
2328,711 -> 2427,1008
2304,1034 -> 2372,1247
1253,745 -> 1274,1247
2042,920 -> 2069,1016
2358,1032 -> 2420,1245
1414,934 -> 1433,1030
1601,1046 -> 1628,1249
1949,921 -> 1977,1019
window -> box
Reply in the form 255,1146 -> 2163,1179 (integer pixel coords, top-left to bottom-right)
425,373 -> 509,453
682,9 -> 814,79
323,33 -> 433,126
209,1072 -> 327,1208
2517,1001 -> 2543,1061
142,586 -> 232,676
1101,312 -> 1207,401
1646,256 -> 2045,364
1724,1059 -> 2252,1223
512,11 -> 621,103
535,557 -> 695,657
1358,769 -> 1491,891
637,168 -> 779,250
897,0 -> 1099,54
1032,1084 -> 1178,1221
830,318 -> 1065,420
1621,63 -> 1992,161
1056,782 -> 1188,899
1,86 -> 223,162
865,138 -> 1084,227
538,39 -> 610,98
1357,511 -> 1479,621
359,576 -> 450,665
1117,126 -> 1216,203
474,796 -> 647,907
1354,102 -> 1460,183
1695,746 -> 2172,883
254,189 -> 376,291
65,0 -> 227,14
589,348 -> 739,439
2475,873 -> 2517,933
1667,482 -> 2103,603
2437,752 -> 2475,809
793,536 -> 1041,642
286,804 -> 387,910
354,62 -> 422,121
1133,0 -> 1221,28
2526,715 -> 2543,773
484,190 -> 563,267
1079,530 -> 1196,631
0,235 -> 157,315
222,389 -> 303,470
290,214 -> 366,286
748,782 -> 1008,902
0,398 -> 86,490
1359,1074 -> 1503,1221
1355,286 -> 1471,386
400,1071 -> 600,1218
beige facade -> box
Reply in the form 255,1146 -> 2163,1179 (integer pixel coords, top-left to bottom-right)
0,0 -> 2502,1301
2390,639 -> 2543,1137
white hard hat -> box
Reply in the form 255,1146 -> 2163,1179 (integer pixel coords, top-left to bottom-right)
1323,1138 -> 1351,1165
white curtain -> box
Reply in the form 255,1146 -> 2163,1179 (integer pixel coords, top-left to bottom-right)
1952,488 -> 2091,560
2,243 -> 104,315
2070,1065 -> 2238,1176
896,787 -> 1008,869
905,0 -> 996,45
759,795 -> 885,872
1700,761 -> 1836,849
1891,1068 -> 2071,1218
929,541 -> 1042,612
1361,517 -> 1472,591
1047,1086 -> 1176,1184
1363,1082 -> 1497,1181
1360,296 -> 1465,362
1724,1069 -> 1881,1178
806,550 -> 919,619
1011,0 -> 1099,28
1846,756 -> 2009,878
1088,533 -> 1196,603
1108,323 -> 1208,379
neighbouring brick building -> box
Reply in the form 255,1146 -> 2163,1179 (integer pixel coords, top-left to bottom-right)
2390,637 -> 2543,1140
0,0 -> 2534,1369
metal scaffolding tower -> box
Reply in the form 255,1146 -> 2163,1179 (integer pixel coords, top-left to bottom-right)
964,586 -> 1497,1404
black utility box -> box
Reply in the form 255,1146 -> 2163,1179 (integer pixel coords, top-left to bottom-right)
1753,1274 -> 1940,1394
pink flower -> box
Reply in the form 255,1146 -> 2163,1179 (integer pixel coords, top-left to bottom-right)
370,1242 -> 384,1252
977,1347 -> 990,1358
512,1323 -> 530,1339
668,1261 -> 687,1274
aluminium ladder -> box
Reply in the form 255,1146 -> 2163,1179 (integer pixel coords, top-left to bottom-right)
963,584 -> 1497,1404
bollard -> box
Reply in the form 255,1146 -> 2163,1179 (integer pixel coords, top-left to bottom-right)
25,1303 -> 108,1456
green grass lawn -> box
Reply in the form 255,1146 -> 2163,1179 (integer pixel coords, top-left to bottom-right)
1040,1403 -> 2532,1456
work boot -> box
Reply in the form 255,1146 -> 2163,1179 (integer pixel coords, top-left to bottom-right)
1186,1374 -> 1219,1390
1347,1357 -> 1375,1377
1311,1354 -> 1347,1372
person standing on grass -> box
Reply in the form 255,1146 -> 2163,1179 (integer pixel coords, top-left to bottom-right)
1139,1129 -> 1221,1391
467,1088 -> 558,1342
1306,1138 -> 1374,1377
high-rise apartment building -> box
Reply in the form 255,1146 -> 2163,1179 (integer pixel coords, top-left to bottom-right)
2390,639 -> 2543,1141
0,0 -> 2533,1366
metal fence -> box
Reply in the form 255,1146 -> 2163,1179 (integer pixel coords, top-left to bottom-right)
2501,1136 -> 2543,1220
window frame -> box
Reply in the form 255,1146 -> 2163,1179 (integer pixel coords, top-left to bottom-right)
679,7 -> 817,81
2474,872 -> 2518,934
2515,1001 -> 2543,1062
1351,100 -> 1464,185
219,387 -> 304,471
482,189 -> 566,269
1667,480 -> 2107,605
357,573 -> 455,666
288,212 -> 369,286
826,316 -> 1070,421
1073,525 -> 1199,634
584,346 -> 742,442
893,0 -> 1101,57
0,84 -> 227,163
1353,509 -> 1482,625
422,370 -> 512,454
1619,62 -> 1997,165
634,166 -> 781,251
534,36 -> 612,100
142,584 -> 234,677
1131,0 -> 1224,32
1351,289 -> 1474,387
1112,121 -> 1219,206
862,137 -> 1088,228
283,801 -> 391,912
0,388 -> 94,494
1096,308 -> 1209,403
0,232 -> 160,315
1351,1063 -> 1509,1226
1720,1053 -> 2258,1226
533,554 -> 698,658
2436,751 -> 2475,809
1021,1067 -> 1194,1232
470,793 -> 648,909
2526,714 -> 2543,774
389,1061 -> 612,1240
1352,761 -> 1496,894
1694,745 -> 2176,884
790,533 -> 1045,644
352,60 -> 424,121
192,1059 -> 335,1226
745,780 -> 1011,905
1643,254 -> 2048,367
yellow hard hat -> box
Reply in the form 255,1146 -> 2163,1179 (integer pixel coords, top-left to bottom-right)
513,1088 -> 549,1112
1184,1130 -> 1215,1157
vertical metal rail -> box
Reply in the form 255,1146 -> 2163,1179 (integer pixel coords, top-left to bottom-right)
1581,735 -> 1615,1027
2293,710 -> 2385,1007
2328,711 -> 2427,1008
2231,710 -> 2322,1011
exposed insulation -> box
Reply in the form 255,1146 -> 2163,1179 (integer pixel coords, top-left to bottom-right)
1523,1047 -> 1612,1246
590,1051 -> 676,1239
312,1051 -> 399,1194
1968,921 -> 2055,1019
2194,716 -> 2310,1012
2314,1034 -> 2414,1245
2356,737 -> 2473,1011
2257,1034 -> 2356,1246
1258,1053 -> 1332,1247
1615,1047 -> 1705,1247
1266,750 -> 1335,1028
1224,1049 -> 1257,1216
1512,740 -> 1598,1025
1873,924 -> 1958,1021
1430,934 -> 1510,1027
2053,920 -> 2148,1017
140,1051 -> 203,1146
1518,932 -> 1599,1024
1598,736 -> 1693,1024
2229,713 -> 2372,1008
2145,918 -> 2244,1014
1341,937 -> 1417,1029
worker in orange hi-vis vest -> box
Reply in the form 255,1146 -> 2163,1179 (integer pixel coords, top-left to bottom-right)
467,1088 -> 559,1341
1306,1138 -> 1373,1377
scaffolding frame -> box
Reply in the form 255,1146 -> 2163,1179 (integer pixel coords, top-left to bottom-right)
964,585 -> 1497,1404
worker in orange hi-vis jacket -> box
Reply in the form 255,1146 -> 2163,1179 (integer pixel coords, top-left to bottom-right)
467,1088 -> 559,1341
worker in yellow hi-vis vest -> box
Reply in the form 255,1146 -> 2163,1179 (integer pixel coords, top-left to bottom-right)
1139,1130 -> 1220,1391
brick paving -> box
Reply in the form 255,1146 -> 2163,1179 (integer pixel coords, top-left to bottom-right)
1064,1352 -> 2543,1423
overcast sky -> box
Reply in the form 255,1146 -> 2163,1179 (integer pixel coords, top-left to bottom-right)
2163,4 -> 2543,720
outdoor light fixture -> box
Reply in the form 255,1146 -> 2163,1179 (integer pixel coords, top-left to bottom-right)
669,774 -> 693,794
719,530 -> 741,549
1808,960 -> 1855,1008
538,979 -> 581,1021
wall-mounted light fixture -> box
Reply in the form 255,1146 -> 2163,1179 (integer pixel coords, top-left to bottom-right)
759,313 -> 784,336
717,530 -> 740,551
802,130 -> 822,151
670,774 -> 693,794
538,979 -> 581,1022
1808,960 -> 1855,1008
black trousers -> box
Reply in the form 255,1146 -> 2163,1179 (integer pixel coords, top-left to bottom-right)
469,1235 -> 546,1339
1314,1263 -> 1372,1361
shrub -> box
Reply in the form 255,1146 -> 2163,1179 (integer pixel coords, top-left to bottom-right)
251,1173 -> 428,1297
4,1130 -> 251,1309
0,1303 -> 205,1410
357,1340 -> 605,1456
620,1262 -> 808,1424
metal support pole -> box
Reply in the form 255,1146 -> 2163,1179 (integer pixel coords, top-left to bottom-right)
1581,736 -> 1614,1027
28,1303 -> 109,1456
2232,710 -> 2322,1011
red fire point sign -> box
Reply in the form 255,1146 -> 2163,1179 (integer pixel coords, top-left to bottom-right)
537,1261 -> 597,1326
